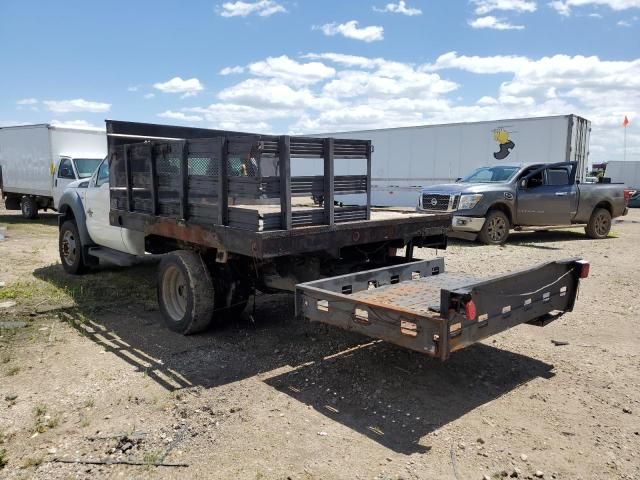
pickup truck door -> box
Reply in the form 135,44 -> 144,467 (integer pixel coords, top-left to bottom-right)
516,165 -> 576,226
84,159 -> 128,252
53,157 -> 77,209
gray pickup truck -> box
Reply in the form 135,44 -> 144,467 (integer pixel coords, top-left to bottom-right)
417,162 -> 629,244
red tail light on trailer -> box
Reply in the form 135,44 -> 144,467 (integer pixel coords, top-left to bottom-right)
576,260 -> 590,279
465,299 -> 477,321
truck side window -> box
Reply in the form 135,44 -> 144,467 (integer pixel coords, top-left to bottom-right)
546,168 -> 570,186
58,158 -> 75,179
527,170 -> 544,188
95,160 -> 109,187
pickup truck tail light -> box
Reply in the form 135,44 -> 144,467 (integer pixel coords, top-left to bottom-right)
576,260 -> 590,279
623,188 -> 635,205
464,299 -> 477,321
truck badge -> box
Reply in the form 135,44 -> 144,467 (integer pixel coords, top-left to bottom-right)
493,128 -> 515,160
430,198 -> 438,206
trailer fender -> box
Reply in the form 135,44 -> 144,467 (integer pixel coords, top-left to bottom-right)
57,190 -> 94,249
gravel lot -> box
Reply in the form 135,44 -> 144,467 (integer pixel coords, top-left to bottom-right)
0,205 -> 639,480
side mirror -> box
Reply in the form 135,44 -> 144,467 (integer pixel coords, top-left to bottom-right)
520,179 -> 527,188
455,177 -> 462,182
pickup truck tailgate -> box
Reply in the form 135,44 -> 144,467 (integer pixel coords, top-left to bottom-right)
296,258 -> 587,360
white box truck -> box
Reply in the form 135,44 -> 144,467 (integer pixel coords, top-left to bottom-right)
308,114 -> 590,207
605,161 -> 640,189
0,124 -> 106,218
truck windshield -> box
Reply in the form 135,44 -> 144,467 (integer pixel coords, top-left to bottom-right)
73,158 -> 103,179
461,166 -> 519,183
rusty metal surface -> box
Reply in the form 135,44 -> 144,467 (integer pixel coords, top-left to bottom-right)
351,272 -> 478,316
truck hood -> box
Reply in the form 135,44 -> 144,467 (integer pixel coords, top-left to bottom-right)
420,182 -> 510,195
65,179 -> 90,190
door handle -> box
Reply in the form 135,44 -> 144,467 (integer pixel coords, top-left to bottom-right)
87,208 -> 93,217
555,192 -> 568,196
55,179 -> 58,187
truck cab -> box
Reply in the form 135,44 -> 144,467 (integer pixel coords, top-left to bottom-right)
57,157 -> 145,273
52,156 -> 102,209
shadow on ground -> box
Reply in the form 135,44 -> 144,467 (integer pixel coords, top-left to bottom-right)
34,262 -> 554,455
449,228 -> 601,251
0,211 -> 58,226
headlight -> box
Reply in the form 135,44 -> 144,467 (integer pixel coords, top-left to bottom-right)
458,194 -> 483,210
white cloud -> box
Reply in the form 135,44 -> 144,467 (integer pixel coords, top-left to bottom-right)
618,18 -> 632,24
317,21 -> 384,42
158,111 -> 203,122
217,0 -> 286,17
469,15 -> 525,28
50,119 -> 104,130
127,86 -> 139,92
472,0 -> 537,14
16,98 -> 38,105
153,77 -> 204,97
549,0 -> 640,16
220,66 -> 245,75
43,99 -> 111,113
373,1 -> 422,15
144,93 -> 156,99
247,55 -> 335,85
424,51 -> 530,73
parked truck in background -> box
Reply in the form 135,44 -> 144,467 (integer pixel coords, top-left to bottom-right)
417,162 -> 631,244
605,161 -> 640,190
56,120 -> 590,361
0,124 -> 106,218
309,114 -> 591,207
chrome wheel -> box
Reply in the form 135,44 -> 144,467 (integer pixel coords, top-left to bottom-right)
486,216 -> 507,242
61,229 -> 77,267
161,265 -> 188,322
594,213 -> 610,237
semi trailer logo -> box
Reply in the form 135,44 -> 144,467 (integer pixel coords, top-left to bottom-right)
493,128 -> 515,160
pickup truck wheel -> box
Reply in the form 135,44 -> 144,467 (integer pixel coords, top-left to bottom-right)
21,196 -> 39,220
585,208 -> 611,239
478,210 -> 510,245
59,220 -> 87,274
157,251 -> 215,335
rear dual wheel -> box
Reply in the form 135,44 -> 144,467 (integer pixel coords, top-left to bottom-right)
157,251 -> 250,335
21,196 -> 38,219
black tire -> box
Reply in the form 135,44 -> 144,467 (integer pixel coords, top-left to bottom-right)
59,220 -> 87,274
157,250 -> 215,335
585,208 -> 611,239
21,196 -> 38,219
4,196 -> 21,211
478,210 -> 510,245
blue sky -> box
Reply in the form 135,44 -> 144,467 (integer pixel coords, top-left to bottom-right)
1,0 -> 639,163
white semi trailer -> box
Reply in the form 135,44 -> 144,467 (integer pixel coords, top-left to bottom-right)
308,114 -> 590,207
0,124 -> 106,218
606,161 -> 640,189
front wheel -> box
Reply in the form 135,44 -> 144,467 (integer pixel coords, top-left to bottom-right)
478,210 -> 510,245
59,220 -> 87,274
21,196 -> 39,219
157,251 -> 215,335
585,208 -> 611,239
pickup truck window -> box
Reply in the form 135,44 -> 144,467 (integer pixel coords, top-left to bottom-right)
58,158 -> 75,179
461,166 -> 519,183
547,168 -> 570,185
95,160 -> 109,187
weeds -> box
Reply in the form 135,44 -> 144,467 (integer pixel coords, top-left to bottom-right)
7,366 -> 20,376
33,404 -> 60,433
21,456 -> 43,469
0,449 -> 7,469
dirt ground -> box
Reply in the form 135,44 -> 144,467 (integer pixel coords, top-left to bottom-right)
0,205 -> 639,480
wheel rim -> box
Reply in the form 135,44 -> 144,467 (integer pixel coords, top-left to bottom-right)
61,230 -> 77,266
162,265 -> 188,322
595,213 -> 610,237
487,216 -> 507,242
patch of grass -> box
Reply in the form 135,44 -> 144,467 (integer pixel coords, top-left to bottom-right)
83,398 -> 95,408
20,456 -> 43,469
2,354 -> 11,364
32,404 -> 60,434
0,448 -> 7,469
143,450 -> 163,466
6,366 -> 20,376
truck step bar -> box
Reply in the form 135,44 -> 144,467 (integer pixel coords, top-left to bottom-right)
88,247 -> 138,267
296,257 -> 588,360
